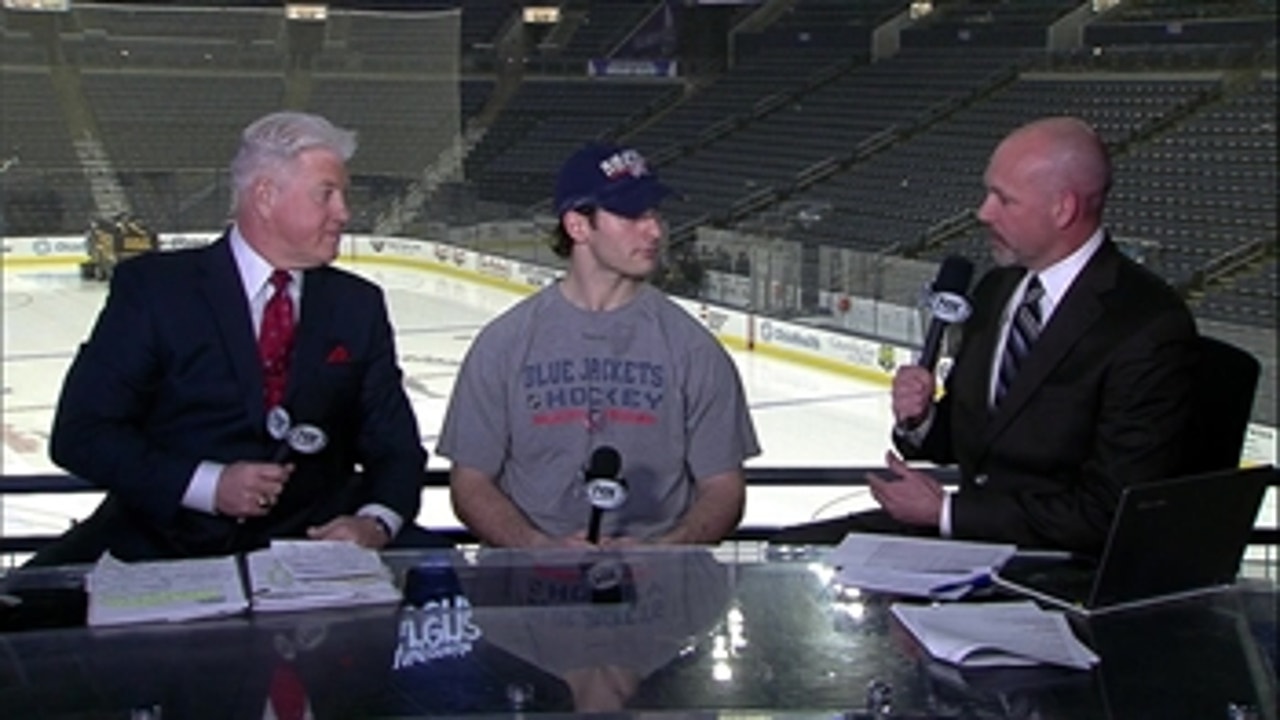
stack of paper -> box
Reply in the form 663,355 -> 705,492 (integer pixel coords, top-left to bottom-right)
827,533 -> 1018,599
247,540 -> 401,612
86,553 -> 248,627
890,601 -> 1099,670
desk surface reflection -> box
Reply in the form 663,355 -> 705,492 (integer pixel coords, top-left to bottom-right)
1,546 -> 1275,719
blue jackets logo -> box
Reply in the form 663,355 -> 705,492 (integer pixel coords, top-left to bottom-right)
394,595 -> 481,668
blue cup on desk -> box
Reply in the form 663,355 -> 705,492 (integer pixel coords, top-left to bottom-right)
403,555 -> 464,608
380,555 -> 524,715
396,555 -> 480,669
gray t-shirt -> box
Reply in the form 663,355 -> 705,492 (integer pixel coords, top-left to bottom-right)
437,283 -> 760,541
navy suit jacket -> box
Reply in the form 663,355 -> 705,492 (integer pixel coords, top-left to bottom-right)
900,239 -> 1199,554
47,234 -> 426,560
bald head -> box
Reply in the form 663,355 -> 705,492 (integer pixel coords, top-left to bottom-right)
1001,116 -> 1111,221
977,116 -> 1112,270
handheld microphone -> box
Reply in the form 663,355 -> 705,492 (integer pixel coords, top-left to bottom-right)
583,446 -> 626,544
918,255 -> 975,371
582,552 -> 635,605
265,405 -> 329,464
227,399 -> 330,551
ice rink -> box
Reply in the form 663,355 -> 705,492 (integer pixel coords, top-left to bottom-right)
2,261 -> 899,538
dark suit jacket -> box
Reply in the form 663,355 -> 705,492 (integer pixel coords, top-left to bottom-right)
900,239 -> 1198,554
43,234 -> 426,561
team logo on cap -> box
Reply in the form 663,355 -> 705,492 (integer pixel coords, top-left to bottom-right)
599,149 -> 649,181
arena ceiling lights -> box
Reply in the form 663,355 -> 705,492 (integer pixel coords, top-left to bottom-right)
285,3 -> 328,22
522,6 -> 560,25
2,0 -> 71,12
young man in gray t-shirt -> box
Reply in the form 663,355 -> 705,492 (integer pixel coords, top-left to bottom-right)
437,143 -> 760,547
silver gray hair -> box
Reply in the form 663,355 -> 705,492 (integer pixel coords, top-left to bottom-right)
229,111 -> 357,213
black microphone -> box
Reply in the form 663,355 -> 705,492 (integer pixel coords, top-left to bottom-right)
582,552 -> 636,605
918,255 -> 975,371
583,446 -> 626,544
225,402 -> 330,552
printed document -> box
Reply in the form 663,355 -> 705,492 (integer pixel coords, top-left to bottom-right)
891,601 -> 1099,669
86,552 -> 248,627
828,533 -> 1017,599
247,540 -> 400,612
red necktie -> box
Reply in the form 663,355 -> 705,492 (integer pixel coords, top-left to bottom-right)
259,270 -> 295,411
265,660 -> 309,720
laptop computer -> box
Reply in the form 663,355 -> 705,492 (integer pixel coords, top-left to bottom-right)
992,465 -> 1273,616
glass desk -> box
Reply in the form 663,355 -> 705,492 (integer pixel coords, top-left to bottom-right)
0,546 -> 1276,719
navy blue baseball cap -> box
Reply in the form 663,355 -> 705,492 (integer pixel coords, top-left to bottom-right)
554,143 -> 675,218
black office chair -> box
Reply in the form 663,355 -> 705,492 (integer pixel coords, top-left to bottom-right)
1183,335 -> 1260,475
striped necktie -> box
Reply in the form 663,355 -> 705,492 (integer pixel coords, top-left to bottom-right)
995,276 -> 1044,407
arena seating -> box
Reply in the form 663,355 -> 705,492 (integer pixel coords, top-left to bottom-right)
310,76 -> 462,176
627,0 -> 900,157
555,0 -> 663,59
0,0 -> 1274,413
1106,0 -> 1277,21
719,47 -> 1028,251
455,0 -> 517,54
464,79 -> 681,207
1088,0 -> 1277,46
344,8 -> 460,64
1,68 -> 79,171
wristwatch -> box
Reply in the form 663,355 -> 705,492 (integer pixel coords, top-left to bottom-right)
369,515 -> 394,540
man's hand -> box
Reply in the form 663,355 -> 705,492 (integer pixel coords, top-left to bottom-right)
452,465 -> 593,548
867,450 -> 945,528
215,462 -> 291,519
308,515 -> 389,549
529,530 -> 596,549
892,365 -> 936,429
598,536 -> 641,549
652,470 -> 745,545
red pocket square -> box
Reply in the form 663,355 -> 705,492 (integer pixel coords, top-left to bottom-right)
326,345 -> 351,364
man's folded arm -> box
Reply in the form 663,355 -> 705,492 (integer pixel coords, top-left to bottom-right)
654,469 -> 746,545
450,464 -> 550,547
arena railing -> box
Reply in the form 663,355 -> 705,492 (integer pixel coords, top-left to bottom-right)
2,469 -> 1277,557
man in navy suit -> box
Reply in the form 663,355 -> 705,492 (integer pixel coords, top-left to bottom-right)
29,112 -> 431,564
774,117 -> 1199,555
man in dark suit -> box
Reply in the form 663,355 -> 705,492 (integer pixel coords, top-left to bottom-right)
773,117 -> 1198,555
29,111 -> 430,564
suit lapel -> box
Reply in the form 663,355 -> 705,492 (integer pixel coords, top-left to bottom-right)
984,240 -> 1122,441
940,268 -> 1018,471
198,235 -> 265,426
959,270 -> 1021,402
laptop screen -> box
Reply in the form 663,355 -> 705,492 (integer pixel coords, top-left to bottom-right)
996,466 -> 1272,614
